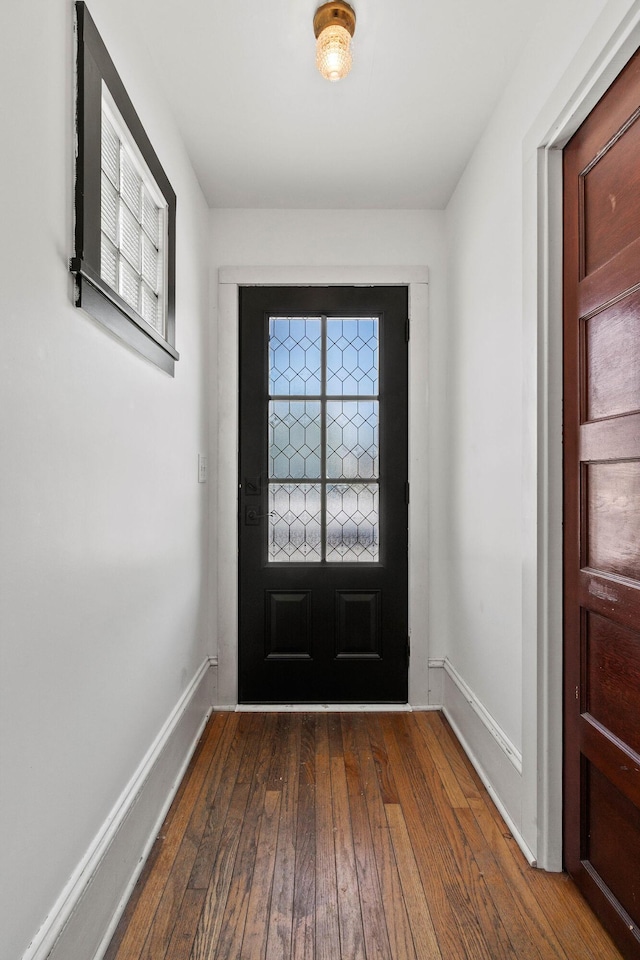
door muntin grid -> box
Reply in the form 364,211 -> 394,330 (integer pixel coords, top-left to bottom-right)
268,316 -> 380,563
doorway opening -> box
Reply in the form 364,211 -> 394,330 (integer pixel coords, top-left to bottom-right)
215,266 -> 429,709
238,285 -> 409,703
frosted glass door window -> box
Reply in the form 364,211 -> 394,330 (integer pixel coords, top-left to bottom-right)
268,316 -> 380,562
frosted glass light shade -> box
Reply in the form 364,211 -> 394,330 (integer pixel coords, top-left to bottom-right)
316,24 -> 353,82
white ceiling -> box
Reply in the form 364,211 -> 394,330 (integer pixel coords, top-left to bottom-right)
129,0 -> 548,209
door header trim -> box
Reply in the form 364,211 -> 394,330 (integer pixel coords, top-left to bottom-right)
219,265 -> 429,287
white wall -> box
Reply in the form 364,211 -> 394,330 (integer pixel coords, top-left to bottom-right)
444,0 -> 639,862
209,209 -> 448,704
0,3 -> 211,957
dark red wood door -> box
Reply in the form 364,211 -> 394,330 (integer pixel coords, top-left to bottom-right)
564,48 -> 640,960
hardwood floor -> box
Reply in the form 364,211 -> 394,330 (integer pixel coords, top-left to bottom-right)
104,712 -> 623,960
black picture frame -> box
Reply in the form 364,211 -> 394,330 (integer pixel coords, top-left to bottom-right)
71,2 -> 178,375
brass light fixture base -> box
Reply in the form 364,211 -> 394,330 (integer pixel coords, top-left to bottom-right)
313,1 -> 356,40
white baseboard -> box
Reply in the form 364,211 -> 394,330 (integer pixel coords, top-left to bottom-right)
426,657 -> 445,707
22,657 -> 217,960
440,658 -> 536,866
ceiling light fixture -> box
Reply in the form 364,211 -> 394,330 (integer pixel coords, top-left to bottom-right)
313,1 -> 356,83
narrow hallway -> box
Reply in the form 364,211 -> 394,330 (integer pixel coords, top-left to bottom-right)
104,712 -> 622,960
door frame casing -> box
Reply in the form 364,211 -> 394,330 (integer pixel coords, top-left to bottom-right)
523,0 -> 640,869
216,266 -> 429,709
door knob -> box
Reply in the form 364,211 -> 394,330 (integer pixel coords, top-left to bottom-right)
245,507 -> 274,525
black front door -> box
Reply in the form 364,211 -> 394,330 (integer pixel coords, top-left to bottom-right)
239,286 -> 408,703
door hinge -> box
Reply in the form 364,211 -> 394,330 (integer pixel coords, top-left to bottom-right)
405,318 -> 410,342
575,685 -> 579,701
407,636 -> 411,660
405,481 -> 410,505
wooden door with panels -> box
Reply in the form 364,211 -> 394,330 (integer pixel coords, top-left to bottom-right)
238,286 -> 409,704
564,47 -> 640,960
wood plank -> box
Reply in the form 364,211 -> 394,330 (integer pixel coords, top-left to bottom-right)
413,713 -> 469,810
340,715 -> 393,960
314,714 -> 340,960
267,713 -> 290,785
265,715 -> 301,960
452,804 -> 550,960
298,712 -> 315,787
291,783 -> 316,960
237,713 -> 267,783
385,803 -> 442,958
240,790 -> 282,960
112,713 -> 227,960
190,780 -> 251,960
210,717 -> 279,960
189,713 -> 258,890
329,718 -> 366,960
379,713 -> 508,960
366,711 -> 400,804
137,715 -> 239,960
253,713 -> 280,784
403,714 -> 517,960
431,713 -> 484,802
359,715 -> 418,960
162,888 -> 205,960
207,789 -> 265,960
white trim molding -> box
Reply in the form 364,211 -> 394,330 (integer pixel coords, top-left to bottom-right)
218,265 -> 429,286
21,658 -> 216,960
440,658 -> 534,866
216,265 -> 430,709
424,656 -> 445,708
443,659 -> 522,773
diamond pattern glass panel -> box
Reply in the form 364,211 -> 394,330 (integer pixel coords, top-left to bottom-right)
269,318 -> 322,396
266,315 -> 383,564
326,318 -> 378,396
269,401 -> 321,479
327,400 -> 378,479
269,483 -> 321,562
326,484 -> 379,562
